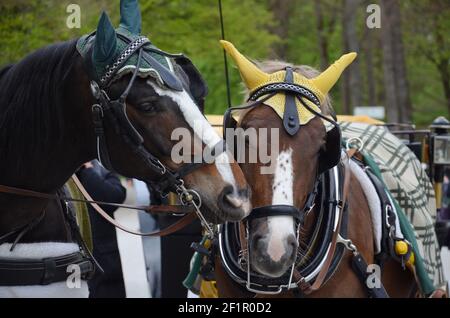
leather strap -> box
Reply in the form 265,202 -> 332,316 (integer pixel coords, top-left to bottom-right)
71,175 -> 197,237
238,222 -> 248,264
0,183 -> 193,215
0,177 -> 197,237
92,104 -> 114,170
0,252 -> 94,286
248,205 -> 302,221
283,67 -> 300,136
302,149 -> 355,293
351,252 -> 389,298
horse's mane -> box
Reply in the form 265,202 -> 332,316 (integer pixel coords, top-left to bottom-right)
0,64 -> 14,79
0,39 -> 80,166
244,60 -> 333,116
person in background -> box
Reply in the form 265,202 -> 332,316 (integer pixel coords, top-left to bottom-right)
441,171 -> 450,247
77,160 -> 127,298
134,179 -> 162,298
443,172 -> 450,221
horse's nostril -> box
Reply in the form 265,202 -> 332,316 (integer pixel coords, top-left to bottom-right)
224,193 -> 244,209
238,187 -> 251,200
285,234 -> 298,261
252,234 -> 263,247
218,185 -> 251,221
287,234 -> 298,248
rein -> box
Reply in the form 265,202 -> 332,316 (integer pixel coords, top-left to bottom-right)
0,175 -> 197,238
0,182 -> 192,215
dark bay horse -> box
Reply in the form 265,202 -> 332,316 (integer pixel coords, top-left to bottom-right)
0,2 -> 249,296
214,42 -> 417,298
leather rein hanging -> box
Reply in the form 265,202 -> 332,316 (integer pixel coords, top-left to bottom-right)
0,176 -> 196,237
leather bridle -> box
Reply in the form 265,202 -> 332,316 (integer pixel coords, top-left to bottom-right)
86,35 -> 226,237
0,35 -> 222,241
219,67 -> 353,294
89,36 -> 223,199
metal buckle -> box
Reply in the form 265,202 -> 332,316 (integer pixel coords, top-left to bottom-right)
304,203 -> 316,216
177,183 -> 215,239
91,104 -> 104,118
385,204 -> 394,228
90,81 -> 101,100
152,158 -> 167,175
336,234 -> 358,256
238,249 -> 248,268
245,283 -> 284,295
346,137 -> 364,152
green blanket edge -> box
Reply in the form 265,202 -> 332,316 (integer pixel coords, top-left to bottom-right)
363,153 -> 435,295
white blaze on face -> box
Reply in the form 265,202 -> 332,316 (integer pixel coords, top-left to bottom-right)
266,148 -> 296,262
147,81 -> 237,188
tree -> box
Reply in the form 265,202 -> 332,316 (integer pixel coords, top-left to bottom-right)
268,0 -> 293,60
380,0 -> 412,122
313,0 -> 339,70
139,0 -> 278,113
404,0 -> 450,118
342,0 -> 363,113
0,0 -> 278,115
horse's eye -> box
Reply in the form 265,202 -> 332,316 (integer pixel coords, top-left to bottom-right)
139,102 -> 156,113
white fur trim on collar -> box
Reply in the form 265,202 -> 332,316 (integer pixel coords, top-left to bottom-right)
0,242 -> 88,298
0,242 -> 79,259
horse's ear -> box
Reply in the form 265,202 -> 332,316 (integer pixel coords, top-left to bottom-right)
118,0 -> 141,34
174,56 -> 208,112
93,12 -> 117,66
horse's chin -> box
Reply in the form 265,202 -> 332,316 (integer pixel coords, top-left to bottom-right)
200,196 -> 250,224
250,262 -> 291,278
201,205 -> 227,225
200,206 -> 245,224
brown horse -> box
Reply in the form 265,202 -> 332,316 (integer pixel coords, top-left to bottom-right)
0,3 -> 250,296
214,43 -> 417,298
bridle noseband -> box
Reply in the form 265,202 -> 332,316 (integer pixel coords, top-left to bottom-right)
246,177 -> 320,224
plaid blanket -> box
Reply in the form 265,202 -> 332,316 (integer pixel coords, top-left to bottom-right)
341,122 -> 444,288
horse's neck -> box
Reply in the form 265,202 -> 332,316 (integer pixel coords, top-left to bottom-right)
0,76 -> 96,236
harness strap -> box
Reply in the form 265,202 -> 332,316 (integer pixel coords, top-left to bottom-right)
0,183 -> 192,215
92,104 -> 114,170
248,205 -> 303,222
299,149 -> 355,293
0,175 -> 198,237
351,252 -> 389,298
283,67 -> 300,136
239,222 -> 247,263
0,252 -> 94,286
71,175 -> 197,237
0,209 -> 46,250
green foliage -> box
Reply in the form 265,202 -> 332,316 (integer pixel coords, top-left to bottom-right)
139,0 -> 278,113
0,0 -> 277,115
0,0 -> 448,125
402,0 -> 450,126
